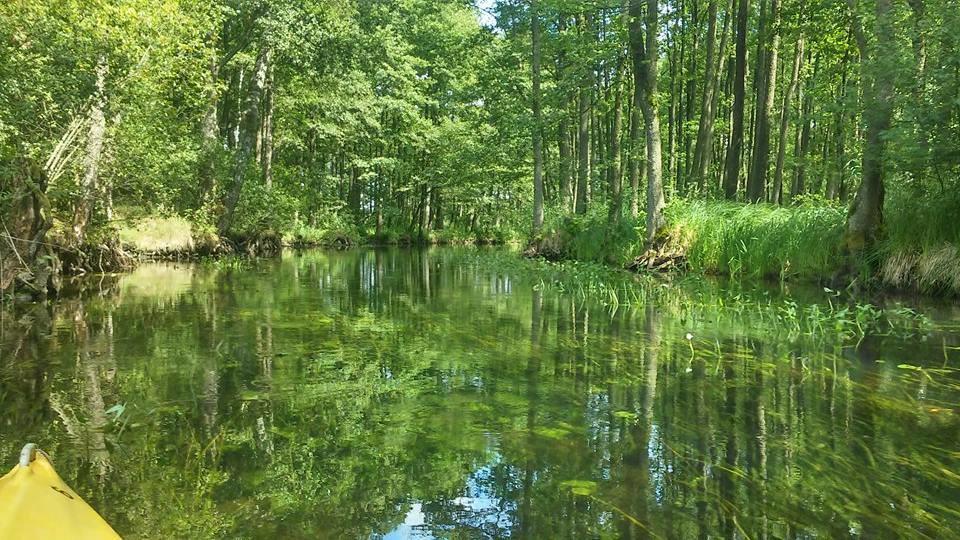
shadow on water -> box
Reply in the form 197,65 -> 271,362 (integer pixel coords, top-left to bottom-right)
1,248 -> 959,538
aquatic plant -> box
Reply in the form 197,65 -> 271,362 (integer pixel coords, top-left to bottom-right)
450,249 -> 934,341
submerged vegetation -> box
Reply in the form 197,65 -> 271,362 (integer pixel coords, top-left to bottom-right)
455,248 -> 934,341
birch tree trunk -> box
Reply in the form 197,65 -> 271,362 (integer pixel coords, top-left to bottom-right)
218,47 -> 268,235
73,55 -> 108,244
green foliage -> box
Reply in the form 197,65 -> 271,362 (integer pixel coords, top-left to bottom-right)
286,213 -> 360,247
541,209 -> 645,266
229,182 -> 299,237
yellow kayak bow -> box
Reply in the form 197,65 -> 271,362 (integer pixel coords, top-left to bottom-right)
0,444 -> 120,539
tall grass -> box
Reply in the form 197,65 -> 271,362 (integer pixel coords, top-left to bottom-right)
540,199 -> 847,281
668,198 -> 847,281
880,187 -> 960,292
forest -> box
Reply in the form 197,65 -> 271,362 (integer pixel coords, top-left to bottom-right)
2,0 -> 959,294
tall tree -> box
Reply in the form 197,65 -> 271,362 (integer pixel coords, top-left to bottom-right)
747,0 -> 780,202
722,0 -> 748,199
556,15 -> 574,213
607,56 -> 625,224
531,0 -> 545,234
773,35 -> 803,205
574,12 -> 592,215
691,0 -> 720,190
628,93 -> 643,219
219,45 -> 269,235
845,0 -> 895,265
628,0 -> 666,243
73,55 -> 109,245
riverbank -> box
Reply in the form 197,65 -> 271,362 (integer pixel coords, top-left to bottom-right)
0,214 -> 520,301
5,194 -> 956,301
531,196 -> 960,295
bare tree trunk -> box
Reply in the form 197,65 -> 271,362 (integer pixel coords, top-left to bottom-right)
219,47 -> 268,235
73,55 -> 108,244
262,60 -> 274,189
531,0 -> 545,234
629,0 -> 666,244
558,15 -> 574,213
773,35 -> 803,205
791,57 -> 814,200
722,0 -> 748,199
747,0 -> 780,203
691,0 -> 719,190
608,60 -> 625,224
575,13 -> 592,215
628,93 -> 642,219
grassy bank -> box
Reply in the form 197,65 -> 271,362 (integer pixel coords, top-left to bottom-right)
537,195 -> 960,294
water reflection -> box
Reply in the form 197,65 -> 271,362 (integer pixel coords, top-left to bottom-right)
1,248 -> 959,538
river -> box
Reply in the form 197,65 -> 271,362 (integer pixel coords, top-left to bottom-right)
1,248 -> 958,538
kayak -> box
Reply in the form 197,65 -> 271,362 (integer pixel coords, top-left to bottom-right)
0,444 -> 121,539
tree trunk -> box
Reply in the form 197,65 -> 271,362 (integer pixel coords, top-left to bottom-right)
198,39 -> 219,209
73,55 -> 108,245
419,185 -> 431,240
629,0 -> 666,244
557,16 -> 573,213
692,0 -> 719,190
845,0 -> 894,264
747,0 -> 780,202
773,36 -> 803,205
262,59 -> 274,189
683,0 -> 699,189
219,46 -> 268,235
531,0 -> 545,234
628,92 -> 642,219
722,0 -> 748,199
575,13 -> 592,215
607,60 -> 625,224
791,57 -> 814,201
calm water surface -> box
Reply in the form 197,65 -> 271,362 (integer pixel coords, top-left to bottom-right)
1,248 -> 959,538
